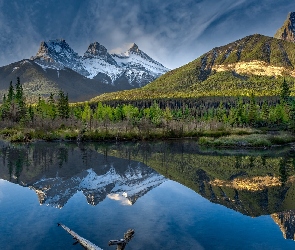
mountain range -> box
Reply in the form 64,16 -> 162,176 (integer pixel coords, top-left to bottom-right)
31,164 -> 166,208
1,12 -> 295,103
98,141 -> 295,241
0,40 -> 168,102
92,12 -> 295,102
1,140 -> 295,240
0,141 -> 166,208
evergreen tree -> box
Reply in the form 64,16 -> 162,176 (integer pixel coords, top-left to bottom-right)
248,93 -> 257,126
15,77 -> 22,101
64,93 -> 70,119
260,100 -> 269,126
1,78 -> 26,122
36,95 -> 47,119
280,78 -> 291,104
289,99 -> 295,130
14,77 -> 26,120
1,94 -> 8,120
7,81 -> 14,103
57,91 -> 69,119
27,105 -> 34,122
230,97 -> 244,126
216,102 -> 226,122
48,93 -> 55,105
47,93 -> 56,120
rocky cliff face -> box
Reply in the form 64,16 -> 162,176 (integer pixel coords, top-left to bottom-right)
91,33 -> 295,102
111,43 -> 169,86
272,210 -> 295,240
30,163 -> 166,208
274,12 -> 295,42
0,39 -> 169,102
31,39 -> 89,76
83,42 -> 117,65
30,39 -> 169,86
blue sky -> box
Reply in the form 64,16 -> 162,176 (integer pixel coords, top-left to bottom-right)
0,0 -> 294,69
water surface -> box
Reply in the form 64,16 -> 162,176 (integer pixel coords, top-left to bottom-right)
0,140 -> 295,249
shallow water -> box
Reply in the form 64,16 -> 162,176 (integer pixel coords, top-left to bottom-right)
0,140 -> 295,249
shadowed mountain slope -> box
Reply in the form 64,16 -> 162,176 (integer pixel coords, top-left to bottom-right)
0,40 -> 169,102
91,34 -> 295,102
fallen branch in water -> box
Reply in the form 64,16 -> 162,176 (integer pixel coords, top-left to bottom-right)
108,229 -> 135,250
58,223 -> 135,250
57,223 -> 103,250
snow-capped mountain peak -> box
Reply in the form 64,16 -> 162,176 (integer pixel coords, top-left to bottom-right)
83,42 -> 117,65
33,39 -> 79,62
34,41 -> 51,61
111,43 -> 169,85
29,163 -> 166,208
30,39 -> 169,86
32,39 -> 89,76
84,42 -> 108,58
128,43 -> 140,53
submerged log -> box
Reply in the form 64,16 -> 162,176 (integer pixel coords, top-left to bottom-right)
108,229 -> 135,250
57,223 -> 103,250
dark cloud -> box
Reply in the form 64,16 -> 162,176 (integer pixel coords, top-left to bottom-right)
0,0 -> 294,69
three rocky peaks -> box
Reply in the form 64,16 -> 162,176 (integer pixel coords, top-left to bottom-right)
30,10 -> 295,87
1,11 -> 295,103
31,39 -> 169,86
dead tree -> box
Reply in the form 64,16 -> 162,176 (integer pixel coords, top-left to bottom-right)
108,229 -> 135,250
58,223 -> 103,250
58,223 -> 135,250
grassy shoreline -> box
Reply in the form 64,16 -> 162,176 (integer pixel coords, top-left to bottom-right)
198,132 -> 295,148
1,126 -> 295,148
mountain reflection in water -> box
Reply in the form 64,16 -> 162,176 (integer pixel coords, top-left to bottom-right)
1,140 -> 295,242
0,141 -> 166,208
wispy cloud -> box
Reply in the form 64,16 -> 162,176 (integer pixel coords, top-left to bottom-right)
0,0 -> 294,69
109,43 -> 134,54
107,193 -> 132,206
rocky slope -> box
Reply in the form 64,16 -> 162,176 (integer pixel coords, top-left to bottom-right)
91,34 -> 295,102
0,40 -> 169,102
0,141 -> 166,208
31,39 -> 168,86
97,142 -> 295,218
272,210 -> 295,240
30,164 -> 166,208
274,12 -> 295,43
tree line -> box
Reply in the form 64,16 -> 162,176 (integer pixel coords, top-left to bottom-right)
0,77 -> 294,135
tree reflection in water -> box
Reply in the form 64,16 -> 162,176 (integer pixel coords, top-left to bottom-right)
1,140 -> 295,241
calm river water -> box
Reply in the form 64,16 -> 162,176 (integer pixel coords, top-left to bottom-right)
0,140 -> 295,250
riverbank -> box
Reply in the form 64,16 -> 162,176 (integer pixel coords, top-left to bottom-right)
198,131 -> 295,148
1,126 -> 295,148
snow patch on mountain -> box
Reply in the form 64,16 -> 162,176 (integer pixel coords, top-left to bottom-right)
30,163 -> 166,208
31,39 -> 89,76
113,43 -> 168,74
30,39 -> 169,86
34,59 -> 64,71
81,58 -> 123,81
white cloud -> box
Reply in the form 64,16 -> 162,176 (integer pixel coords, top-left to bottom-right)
107,193 -> 132,206
109,43 -> 134,54
0,0 -> 294,69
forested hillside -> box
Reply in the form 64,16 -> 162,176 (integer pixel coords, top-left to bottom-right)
91,34 -> 295,102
